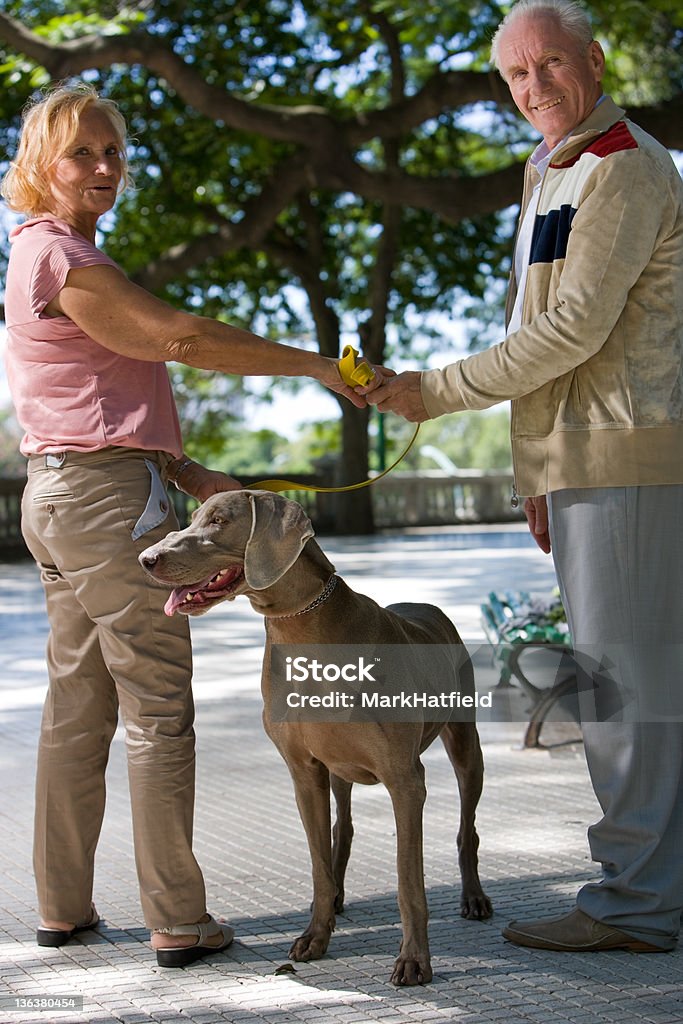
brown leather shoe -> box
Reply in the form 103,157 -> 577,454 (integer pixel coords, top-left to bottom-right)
502,908 -> 668,952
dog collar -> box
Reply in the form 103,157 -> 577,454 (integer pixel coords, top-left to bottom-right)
269,574 -> 338,619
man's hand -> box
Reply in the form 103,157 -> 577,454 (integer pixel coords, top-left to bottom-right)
361,370 -> 429,422
524,495 -> 551,553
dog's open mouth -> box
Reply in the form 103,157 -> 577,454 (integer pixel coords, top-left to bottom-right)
164,565 -> 245,616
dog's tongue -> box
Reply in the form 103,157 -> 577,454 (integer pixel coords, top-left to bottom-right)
164,587 -> 195,616
163,565 -> 245,616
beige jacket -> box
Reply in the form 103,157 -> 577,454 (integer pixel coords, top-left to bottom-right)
420,97 -> 683,497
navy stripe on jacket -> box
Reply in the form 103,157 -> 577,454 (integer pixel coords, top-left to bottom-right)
528,120 -> 638,266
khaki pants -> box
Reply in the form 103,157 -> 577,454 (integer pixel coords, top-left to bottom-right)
23,448 -> 207,929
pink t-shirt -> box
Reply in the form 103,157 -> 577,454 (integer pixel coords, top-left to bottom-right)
4,215 -> 183,457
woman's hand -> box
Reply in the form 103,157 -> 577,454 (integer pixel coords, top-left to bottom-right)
318,356 -> 399,408
170,458 -> 242,503
318,359 -> 367,408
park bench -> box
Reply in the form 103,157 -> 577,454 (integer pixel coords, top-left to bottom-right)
480,590 -> 579,748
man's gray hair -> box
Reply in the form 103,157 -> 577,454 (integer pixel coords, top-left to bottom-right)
491,0 -> 594,78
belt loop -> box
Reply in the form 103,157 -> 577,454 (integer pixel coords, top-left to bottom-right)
45,452 -> 67,469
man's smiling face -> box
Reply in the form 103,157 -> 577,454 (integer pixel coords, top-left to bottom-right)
498,12 -> 605,149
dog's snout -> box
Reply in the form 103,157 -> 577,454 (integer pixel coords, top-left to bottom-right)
139,550 -> 159,570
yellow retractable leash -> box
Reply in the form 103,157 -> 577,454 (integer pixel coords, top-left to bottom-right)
250,346 -> 420,495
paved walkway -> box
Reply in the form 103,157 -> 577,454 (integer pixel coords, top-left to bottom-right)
0,524 -> 680,1024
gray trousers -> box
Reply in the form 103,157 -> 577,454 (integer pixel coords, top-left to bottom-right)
23,448 -> 207,929
548,485 -> 683,950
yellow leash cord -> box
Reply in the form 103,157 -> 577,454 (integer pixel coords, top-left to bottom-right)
250,346 -> 420,495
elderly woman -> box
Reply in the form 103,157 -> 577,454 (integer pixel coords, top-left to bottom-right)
1,84 -> 366,967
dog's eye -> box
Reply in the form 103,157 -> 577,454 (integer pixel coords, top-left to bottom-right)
210,514 -> 224,525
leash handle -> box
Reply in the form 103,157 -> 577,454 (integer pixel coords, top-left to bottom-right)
338,344 -> 376,387
251,346 -> 419,495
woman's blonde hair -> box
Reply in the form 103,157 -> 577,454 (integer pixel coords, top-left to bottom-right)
0,83 -> 130,217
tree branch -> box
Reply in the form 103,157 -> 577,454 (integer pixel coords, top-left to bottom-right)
278,198 -> 342,361
312,155 -> 525,224
626,94 -> 683,150
368,5 -> 406,101
0,11 -> 508,150
2,12 -> 681,155
0,13 -> 333,144
131,154 -> 310,290
347,69 -> 508,144
359,6 -> 404,364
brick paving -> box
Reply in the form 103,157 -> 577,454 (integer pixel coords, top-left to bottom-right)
1,524 -> 681,1024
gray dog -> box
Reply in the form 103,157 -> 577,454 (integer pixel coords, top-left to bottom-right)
140,489 -> 492,985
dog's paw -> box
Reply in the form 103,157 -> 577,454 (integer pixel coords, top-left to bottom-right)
390,954 -> 432,986
460,891 -> 493,920
289,930 -> 330,962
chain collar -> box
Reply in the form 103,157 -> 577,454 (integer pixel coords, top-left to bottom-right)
268,574 -> 338,619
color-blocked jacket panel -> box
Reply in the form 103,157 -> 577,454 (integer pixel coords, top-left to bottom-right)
530,121 -> 639,268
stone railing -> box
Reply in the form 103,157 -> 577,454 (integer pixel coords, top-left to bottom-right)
0,469 -> 522,556
0,476 -> 26,557
371,470 -> 521,527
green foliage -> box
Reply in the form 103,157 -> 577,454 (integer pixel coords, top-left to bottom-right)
590,0 -> 683,104
197,418 -> 342,477
186,405 -> 510,480
282,419 -> 343,473
0,406 -> 24,476
397,406 -> 512,470
168,365 -> 245,461
446,407 -> 512,470
208,427 -> 291,477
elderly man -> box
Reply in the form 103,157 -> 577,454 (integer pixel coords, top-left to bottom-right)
365,0 -> 683,953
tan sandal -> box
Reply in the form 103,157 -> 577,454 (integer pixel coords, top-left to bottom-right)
154,915 -> 234,968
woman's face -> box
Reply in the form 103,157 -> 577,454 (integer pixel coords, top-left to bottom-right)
47,107 -> 123,234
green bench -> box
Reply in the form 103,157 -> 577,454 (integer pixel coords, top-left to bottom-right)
480,590 -> 578,748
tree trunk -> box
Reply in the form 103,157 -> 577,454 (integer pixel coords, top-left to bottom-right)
335,404 -> 374,535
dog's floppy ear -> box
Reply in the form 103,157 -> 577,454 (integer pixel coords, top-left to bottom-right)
244,491 -> 315,589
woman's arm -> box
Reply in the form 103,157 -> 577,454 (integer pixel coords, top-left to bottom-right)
46,263 -> 366,405
167,455 -> 243,502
